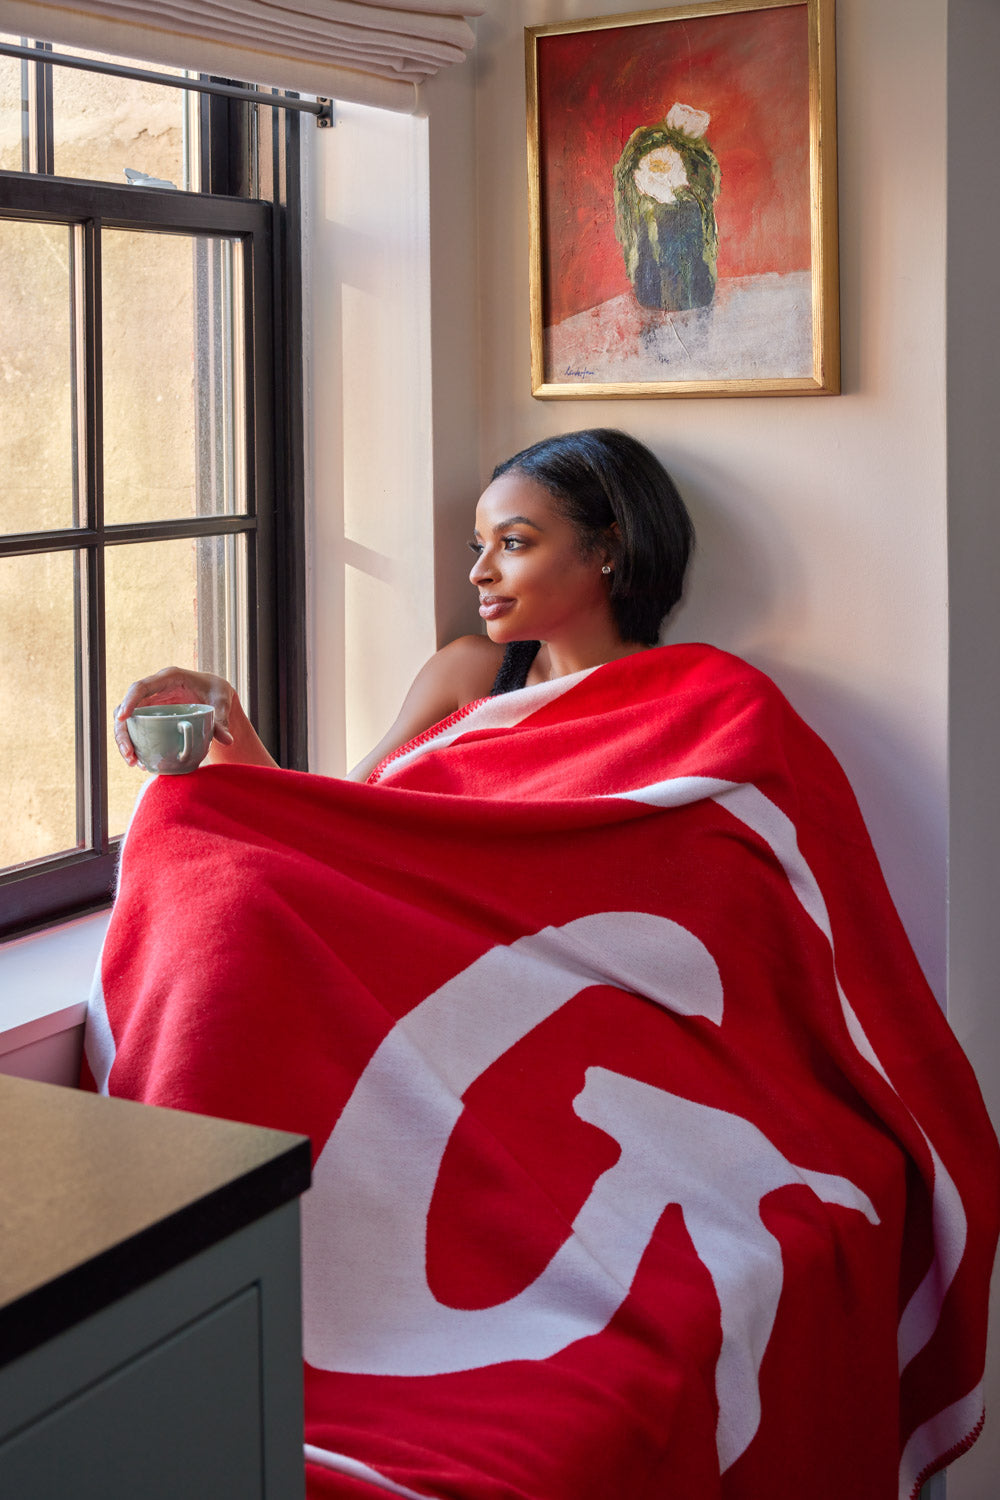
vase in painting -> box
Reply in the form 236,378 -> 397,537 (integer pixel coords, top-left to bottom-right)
613,102 -> 721,314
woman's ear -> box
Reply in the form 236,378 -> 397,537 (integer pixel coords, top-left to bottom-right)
603,521 -> 622,569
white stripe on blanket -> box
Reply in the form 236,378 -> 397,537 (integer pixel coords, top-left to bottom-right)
617,774 -> 971,1494
372,665 -> 596,783
304,1444 -> 443,1499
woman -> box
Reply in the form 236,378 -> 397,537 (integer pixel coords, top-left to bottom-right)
101,429 -> 997,1500
114,428 -> 694,782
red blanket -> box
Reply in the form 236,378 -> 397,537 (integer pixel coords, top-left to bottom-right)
86,644 -> 999,1500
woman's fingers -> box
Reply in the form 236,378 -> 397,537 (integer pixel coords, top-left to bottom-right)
114,718 -> 137,763
116,666 -> 194,719
112,667 -> 235,762
113,667 -> 187,763
202,675 -> 236,743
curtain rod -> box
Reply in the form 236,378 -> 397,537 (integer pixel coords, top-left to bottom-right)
0,40 -> 333,124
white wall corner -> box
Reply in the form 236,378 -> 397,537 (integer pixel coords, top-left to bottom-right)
945,5 -> 1000,1495
945,0 -> 1000,1115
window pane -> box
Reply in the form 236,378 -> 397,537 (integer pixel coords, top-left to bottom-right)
51,47 -> 189,188
0,218 -> 78,534
0,36 -> 25,172
105,534 -> 248,836
102,231 -> 247,526
0,551 -> 81,870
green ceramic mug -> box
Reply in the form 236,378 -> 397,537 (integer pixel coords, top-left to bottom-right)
126,703 -> 215,775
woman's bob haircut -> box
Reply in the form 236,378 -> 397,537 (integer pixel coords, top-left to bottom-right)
491,428 -> 694,647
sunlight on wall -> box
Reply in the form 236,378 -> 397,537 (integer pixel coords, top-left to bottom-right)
307,102 -> 436,777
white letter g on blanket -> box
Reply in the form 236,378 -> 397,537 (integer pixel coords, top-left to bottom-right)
302,911 -> 876,1472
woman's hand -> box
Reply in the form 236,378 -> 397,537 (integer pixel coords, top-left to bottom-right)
114,666 -> 236,767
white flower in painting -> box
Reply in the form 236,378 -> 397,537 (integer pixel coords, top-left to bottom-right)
666,102 -> 711,139
633,145 -> 688,204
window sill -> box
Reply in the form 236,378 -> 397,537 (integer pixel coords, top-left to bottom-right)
0,912 -> 109,1083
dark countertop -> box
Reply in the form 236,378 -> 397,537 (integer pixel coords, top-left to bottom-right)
0,1074 -> 311,1365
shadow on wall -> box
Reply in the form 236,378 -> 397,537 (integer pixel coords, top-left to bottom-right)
666,470 -> 945,1003
667,462 -> 799,649
753,654 -> 947,1004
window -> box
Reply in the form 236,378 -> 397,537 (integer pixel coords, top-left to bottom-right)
0,39 -> 306,938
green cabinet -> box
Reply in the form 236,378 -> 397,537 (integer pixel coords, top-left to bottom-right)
0,1075 -> 311,1498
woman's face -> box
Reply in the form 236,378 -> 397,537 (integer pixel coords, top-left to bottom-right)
468,472 -> 613,645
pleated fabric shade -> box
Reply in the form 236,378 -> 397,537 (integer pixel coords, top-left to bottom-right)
0,0 -> 484,112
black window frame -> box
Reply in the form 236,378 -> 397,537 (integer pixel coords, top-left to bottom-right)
0,55 -> 306,939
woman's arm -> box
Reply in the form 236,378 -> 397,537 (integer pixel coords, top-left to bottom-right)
114,666 -> 278,770
346,635 -> 502,782
115,639 -> 500,780
115,636 -> 501,779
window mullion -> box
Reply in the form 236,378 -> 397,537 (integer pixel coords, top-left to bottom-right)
202,88 -> 253,198
266,110 -> 307,771
78,217 -> 109,857
24,41 -> 54,175
69,223 -> 88,851
18,53 -> 29,171
244,225 -> 270,745
83,544 -> 108,857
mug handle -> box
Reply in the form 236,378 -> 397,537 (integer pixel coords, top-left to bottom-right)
177,720 -> 193,764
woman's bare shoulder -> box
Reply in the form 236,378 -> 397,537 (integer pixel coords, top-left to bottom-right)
434,633 -> 505,706
346,635 -> 503,781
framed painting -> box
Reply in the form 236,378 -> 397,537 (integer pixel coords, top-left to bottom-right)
525,0 -> 839,398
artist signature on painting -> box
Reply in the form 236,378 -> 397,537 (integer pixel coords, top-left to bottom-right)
564,365 -> 596,378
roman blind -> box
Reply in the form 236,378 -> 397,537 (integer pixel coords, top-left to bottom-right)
0,0 -> 484,112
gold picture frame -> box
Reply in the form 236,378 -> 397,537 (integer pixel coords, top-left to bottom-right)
526,0 -> 839,398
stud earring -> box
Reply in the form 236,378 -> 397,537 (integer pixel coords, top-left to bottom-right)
601,564 -> 612,575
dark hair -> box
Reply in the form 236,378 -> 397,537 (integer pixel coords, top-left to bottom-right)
491,428 -> 694,646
